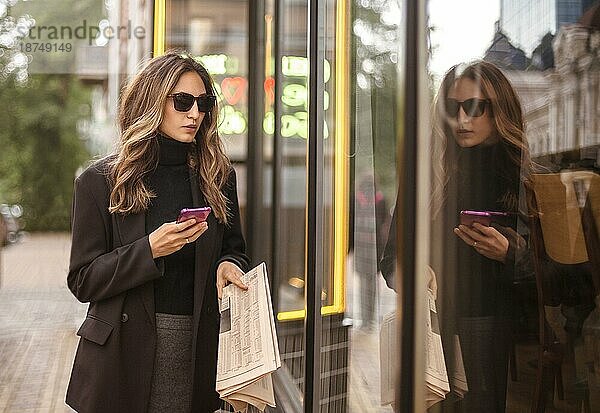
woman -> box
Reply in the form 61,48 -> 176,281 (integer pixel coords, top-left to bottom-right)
431,61 -> 533,412
65,51 -> 250,413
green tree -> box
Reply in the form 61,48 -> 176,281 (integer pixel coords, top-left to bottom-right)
0,74 -> 91,231
0,0 -> 105,231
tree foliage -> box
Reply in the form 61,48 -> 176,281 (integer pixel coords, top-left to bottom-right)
0,0 -> 104,231
0,74 -> 91,231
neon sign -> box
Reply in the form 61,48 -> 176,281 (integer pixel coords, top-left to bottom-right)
221,77 -> 247,105
198,54 -> 239,75
281,84 -> 306,107
264,111 -> 329,139
202,54 -> 331,139
219,105 -> 247,135
282,56 -> 331,83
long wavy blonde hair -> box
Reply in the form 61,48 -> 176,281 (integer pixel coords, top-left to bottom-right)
431,61 -> 533,216
107,51 -> 232,224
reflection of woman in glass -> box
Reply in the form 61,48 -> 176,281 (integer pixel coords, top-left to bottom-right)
431,61 -> 532,412
65,51 -> 249,413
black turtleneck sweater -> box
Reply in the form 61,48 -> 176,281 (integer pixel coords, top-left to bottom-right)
454,141 -> 519,317
145,135 -> 195,315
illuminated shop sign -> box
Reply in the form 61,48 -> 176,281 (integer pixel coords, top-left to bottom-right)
200,54 -> 331,139
198,54 -> 239,75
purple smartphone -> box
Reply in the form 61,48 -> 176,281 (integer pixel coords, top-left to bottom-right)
177,207 -> 211,223
459,210 -> 507,227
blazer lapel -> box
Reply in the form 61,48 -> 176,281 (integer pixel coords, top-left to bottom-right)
114,211 -> 156,326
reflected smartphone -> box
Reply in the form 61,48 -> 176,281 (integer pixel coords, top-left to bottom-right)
459,210 -> 507,227
177,207 -> 211,223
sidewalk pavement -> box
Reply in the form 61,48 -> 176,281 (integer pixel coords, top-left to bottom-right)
0,233 -> 85,413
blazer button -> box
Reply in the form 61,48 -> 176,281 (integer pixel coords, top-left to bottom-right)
121,313 -> 129,323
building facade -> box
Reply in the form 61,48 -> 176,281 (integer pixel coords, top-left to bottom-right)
504,23 -> 600,165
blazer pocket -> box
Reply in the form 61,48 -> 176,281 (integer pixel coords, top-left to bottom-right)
76,315 -> 114,346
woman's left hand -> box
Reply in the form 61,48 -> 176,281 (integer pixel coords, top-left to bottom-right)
216,261 -> 248,299
454,223 -> 509,262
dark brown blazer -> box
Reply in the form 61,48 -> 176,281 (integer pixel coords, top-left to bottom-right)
65,156 -> 250,413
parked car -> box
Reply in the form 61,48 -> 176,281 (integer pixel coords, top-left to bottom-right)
0,203 -> 24,246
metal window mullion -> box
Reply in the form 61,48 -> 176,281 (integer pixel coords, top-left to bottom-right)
396,0 -> 422,411
304,0 -> 325,412
271,0 -> 283,317
247,0 -> 266,264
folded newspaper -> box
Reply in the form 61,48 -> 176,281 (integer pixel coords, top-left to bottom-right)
423,289 -> 451,407
380,289 -> 467,408
216,262 -> 281,412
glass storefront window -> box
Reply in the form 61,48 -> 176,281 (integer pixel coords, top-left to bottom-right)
275,2 -> 344,318
345,1 -> 402,411
164,0 -> 249,163
274,1 -> 309,318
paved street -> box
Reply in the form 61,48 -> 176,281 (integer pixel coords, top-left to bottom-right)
0,234 -> 548,412
0,234 -> 395,413
0,233 -> 86,413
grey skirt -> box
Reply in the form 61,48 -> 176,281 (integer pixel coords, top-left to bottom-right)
148,313 -> 194,413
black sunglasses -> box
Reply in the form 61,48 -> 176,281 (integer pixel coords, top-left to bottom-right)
444,98 -> 490,118
167,92 -> 216,112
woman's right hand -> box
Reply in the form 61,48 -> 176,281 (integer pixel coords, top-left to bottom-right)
149,219 -> 208,258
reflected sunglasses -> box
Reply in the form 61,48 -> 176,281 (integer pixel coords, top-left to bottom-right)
444,98 -> 490,118
167,92 -> 216,112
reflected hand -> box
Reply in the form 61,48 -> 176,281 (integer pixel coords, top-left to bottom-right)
216,261 -> 248,299
454,222 -> 509,262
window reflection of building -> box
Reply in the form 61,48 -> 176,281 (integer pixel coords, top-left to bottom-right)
500,0 -> 592,55
509,22 -> 600,163
485,17 -> 600,166
550,23 -> 600,153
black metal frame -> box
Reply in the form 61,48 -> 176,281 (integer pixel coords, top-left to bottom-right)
271,0 -> 283,318
396,0 -> 421,410
304,0 -> 325,411
247,0 -> 266,266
